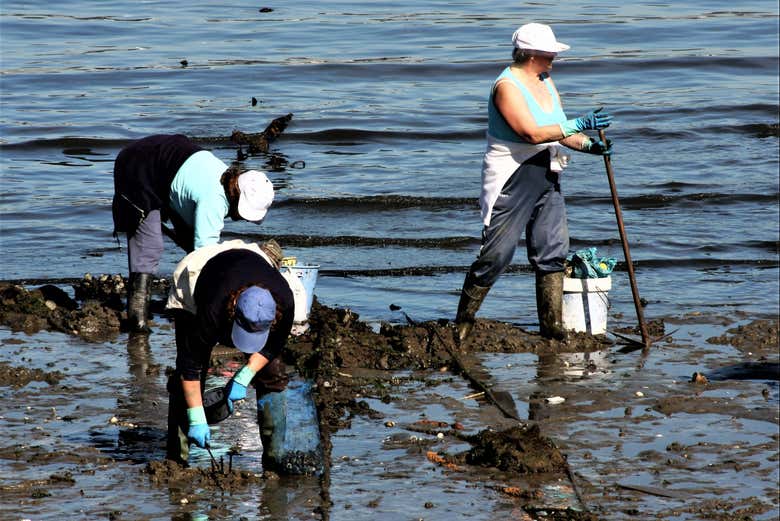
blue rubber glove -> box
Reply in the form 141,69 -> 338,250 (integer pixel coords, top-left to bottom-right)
225,365 -> 257,413
582,137 -> 613,155
186,406 -> 211,448
560,108 -> 613,137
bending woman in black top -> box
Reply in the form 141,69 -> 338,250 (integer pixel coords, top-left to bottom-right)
166,248 -> 294,466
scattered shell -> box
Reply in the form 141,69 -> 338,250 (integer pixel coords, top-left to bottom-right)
384,421 -> 395,428
109,416 -> 119,424
635,391 -> 644,397
436,432 -> 444,439
44,300 -> 57,311
545,396 -> 565,405
180,498 -> 189,504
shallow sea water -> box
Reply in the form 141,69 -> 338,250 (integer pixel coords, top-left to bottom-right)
0,1 -> 778,520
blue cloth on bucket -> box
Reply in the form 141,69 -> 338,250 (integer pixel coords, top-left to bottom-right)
567,247 -> 616,278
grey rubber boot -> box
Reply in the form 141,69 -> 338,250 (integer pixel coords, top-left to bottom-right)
257,390 -> 287,473
535,271 -> 566,340
454,275 -> 491,342
257,381 -> 323,475
127,272 -> 153,333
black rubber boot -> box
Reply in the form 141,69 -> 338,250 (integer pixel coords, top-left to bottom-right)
127,272 -> 153,333
454,275 -> 491,342
535,271 -> 566,340
165,375 -> 190,465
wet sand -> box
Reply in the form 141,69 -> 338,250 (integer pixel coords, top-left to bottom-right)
0,278 -> 777,520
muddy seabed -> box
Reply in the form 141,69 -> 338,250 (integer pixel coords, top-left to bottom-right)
0,279 -> 778,521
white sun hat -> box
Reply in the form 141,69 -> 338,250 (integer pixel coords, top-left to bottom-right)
512,23 -> 570,53
237,170 -> 274,222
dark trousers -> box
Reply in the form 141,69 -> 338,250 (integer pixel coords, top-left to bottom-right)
127,208 -> 195,275
469,150 -> 569,287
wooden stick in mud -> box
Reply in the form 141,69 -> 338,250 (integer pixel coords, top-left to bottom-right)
598,129 -> 651,349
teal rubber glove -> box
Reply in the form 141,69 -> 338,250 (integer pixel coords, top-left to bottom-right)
225,365 -> 257,413
582,137 -> 613,155
560,108 -> 613,137
187,406 -> 211,448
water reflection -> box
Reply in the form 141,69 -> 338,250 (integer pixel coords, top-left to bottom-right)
529,349 -> 613,422
113,332 -> 168,462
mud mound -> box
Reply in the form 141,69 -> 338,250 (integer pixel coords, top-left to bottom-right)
0,282 -> 122,341
0,361 -> 63,388
613,317 -> 666,339
143,458 -> 262,491
73,273 -> 125,310
707,318 -> 779,359
458,424 -> 568,474
420,422 -> 569,475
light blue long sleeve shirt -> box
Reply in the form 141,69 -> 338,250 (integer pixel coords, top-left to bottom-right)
169,150 -> 229,249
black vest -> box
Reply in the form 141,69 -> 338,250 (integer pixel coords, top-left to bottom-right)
111,134 -> 202,234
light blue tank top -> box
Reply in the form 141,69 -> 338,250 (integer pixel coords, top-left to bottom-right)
487,67 -> 567,143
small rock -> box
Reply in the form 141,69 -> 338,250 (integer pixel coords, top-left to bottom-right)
384,421 -> 395,427
691,372 -> 708,384
635,391 -> 644,397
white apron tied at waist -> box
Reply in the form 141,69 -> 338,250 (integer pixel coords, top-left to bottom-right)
479,133 -> 568,227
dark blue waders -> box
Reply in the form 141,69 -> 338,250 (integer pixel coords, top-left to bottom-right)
455,149 -> 569,340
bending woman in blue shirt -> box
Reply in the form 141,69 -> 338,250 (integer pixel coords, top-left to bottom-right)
112,134 -> 275,332
455,23 -> 613,341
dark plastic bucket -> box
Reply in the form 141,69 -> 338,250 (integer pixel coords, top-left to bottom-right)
203,386 -> 230,424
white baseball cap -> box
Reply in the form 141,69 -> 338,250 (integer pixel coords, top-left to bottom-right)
237,170 -> 274,222
512,23 -> 570,53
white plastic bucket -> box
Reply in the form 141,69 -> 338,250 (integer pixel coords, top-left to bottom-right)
282,265 -> 319,316
562,276 -> 611,335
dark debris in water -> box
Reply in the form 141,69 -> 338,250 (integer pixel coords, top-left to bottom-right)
231,113 -> 293,156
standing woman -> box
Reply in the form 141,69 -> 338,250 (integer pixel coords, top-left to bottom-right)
455,23 -> 613,341
112,134 -> 275,332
